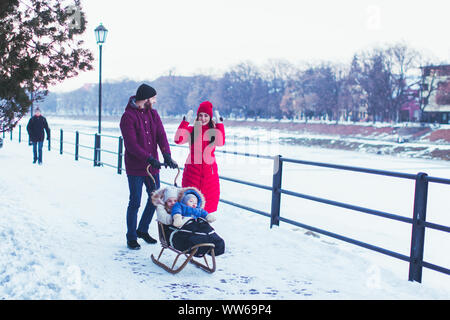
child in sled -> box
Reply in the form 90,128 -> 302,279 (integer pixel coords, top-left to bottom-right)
151,186 -> 224,257
171,189 -> 217,228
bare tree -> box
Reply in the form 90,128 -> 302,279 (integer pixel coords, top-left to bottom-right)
219,62 -> 262,119
261,59 -> 296,118
280,65 -> 317,121
354,43 -> 423,122
337,55 -> 367,122
185,75 -> 218,110
418,66 -> 439,122
384,43 -> 422,121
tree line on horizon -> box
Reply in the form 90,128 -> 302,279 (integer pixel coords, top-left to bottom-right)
41,42 -> 441,123
1,0 -> 444,131
0,0 -> 444,132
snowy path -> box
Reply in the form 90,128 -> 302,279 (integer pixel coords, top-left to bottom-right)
1,140 -> 449,299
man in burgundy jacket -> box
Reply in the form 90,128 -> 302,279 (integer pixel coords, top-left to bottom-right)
120,84 -> 177,250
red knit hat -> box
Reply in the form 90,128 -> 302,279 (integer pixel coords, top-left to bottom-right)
197,101 -> 213,118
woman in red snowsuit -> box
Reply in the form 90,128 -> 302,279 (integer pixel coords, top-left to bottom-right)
174,101 -> 225,213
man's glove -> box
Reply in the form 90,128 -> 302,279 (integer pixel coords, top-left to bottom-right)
163,153 -> 178,169
183,110 -> 194,123
147,156 -> 161,169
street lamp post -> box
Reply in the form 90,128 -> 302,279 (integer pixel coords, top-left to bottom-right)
94,23 -> 108,166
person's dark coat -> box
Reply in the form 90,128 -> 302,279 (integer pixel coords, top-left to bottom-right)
26,115 -> 50,142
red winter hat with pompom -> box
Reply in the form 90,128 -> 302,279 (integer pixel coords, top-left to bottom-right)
197,101 -> 213,118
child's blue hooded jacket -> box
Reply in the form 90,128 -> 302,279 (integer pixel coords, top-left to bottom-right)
171,189 -> 209,219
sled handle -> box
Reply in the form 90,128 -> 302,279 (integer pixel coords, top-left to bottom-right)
174,167 -> 180,187
146,164 -> 180,187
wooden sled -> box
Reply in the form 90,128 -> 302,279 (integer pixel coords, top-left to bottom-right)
151,222 -> 216,274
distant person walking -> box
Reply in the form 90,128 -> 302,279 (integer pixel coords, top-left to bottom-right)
26,107 -> 50,165
174,101 -> 225,214
120,84 -> 178,250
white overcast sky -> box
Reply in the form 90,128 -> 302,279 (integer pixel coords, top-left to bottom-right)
49,0 -> 450,92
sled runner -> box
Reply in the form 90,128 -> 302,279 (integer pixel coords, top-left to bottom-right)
146,165 -> 218,274
151,221 -> 216,274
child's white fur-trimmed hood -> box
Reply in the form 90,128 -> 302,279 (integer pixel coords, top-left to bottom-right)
151,186 -> 206,209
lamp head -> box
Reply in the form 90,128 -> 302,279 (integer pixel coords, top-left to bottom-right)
95,23 -> 108,45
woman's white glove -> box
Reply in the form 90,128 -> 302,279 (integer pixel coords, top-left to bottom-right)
214,110 -> 223,123
206,213 -> 216,223
183,110 -> 194,123
173,214 -> 183,228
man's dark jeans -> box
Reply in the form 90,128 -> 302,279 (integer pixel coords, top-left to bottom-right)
32,141 -> 44,163
126,174 -> 160,241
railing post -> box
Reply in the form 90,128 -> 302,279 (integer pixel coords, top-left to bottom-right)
117,136 -> 123,174
270,155 -> 283,228
98,133 -> 101,166
59,129 -> 63,154
75,131 -> 79,161
408,172 -> 429,283
94,133 -> 100,166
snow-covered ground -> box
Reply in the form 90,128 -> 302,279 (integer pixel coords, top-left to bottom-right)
1,118 -> 449,299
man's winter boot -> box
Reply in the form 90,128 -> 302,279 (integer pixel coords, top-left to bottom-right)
127,240 -> 141,250
137,231 -> 157,244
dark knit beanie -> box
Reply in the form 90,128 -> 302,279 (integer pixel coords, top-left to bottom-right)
136,84 -> 157,101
